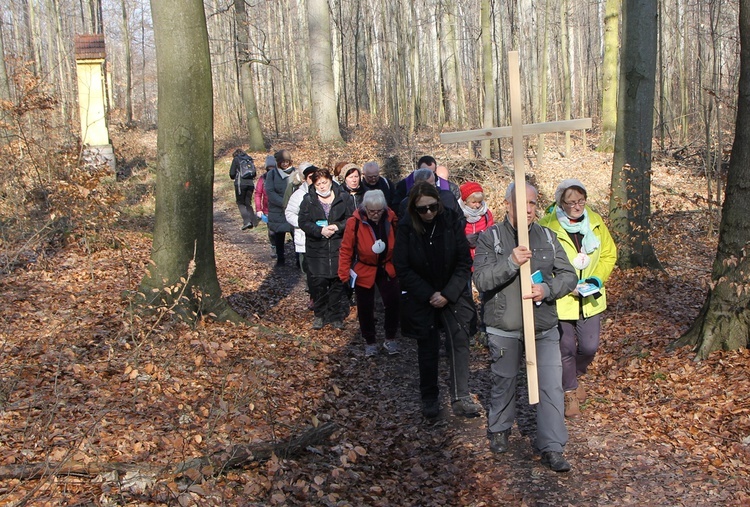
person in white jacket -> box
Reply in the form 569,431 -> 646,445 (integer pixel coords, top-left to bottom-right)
285,163 -> 316,306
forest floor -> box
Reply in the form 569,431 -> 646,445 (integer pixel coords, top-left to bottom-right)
1,127 -> 749,506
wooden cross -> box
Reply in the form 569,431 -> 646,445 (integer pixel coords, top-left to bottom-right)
440,51 -> 591,404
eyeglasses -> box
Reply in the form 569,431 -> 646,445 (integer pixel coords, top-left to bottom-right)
366,208 -> 384,215
415,203 -> 439,215
563,199 -> 586,207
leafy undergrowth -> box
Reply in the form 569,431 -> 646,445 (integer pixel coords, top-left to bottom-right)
1,136 -> 749,505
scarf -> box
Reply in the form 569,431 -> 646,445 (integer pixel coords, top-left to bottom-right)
277,166 -> 294,179
555,206 -> 600,254
459,200 -> 489,224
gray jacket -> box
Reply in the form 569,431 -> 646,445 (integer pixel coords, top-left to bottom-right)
473,218 -> 576,334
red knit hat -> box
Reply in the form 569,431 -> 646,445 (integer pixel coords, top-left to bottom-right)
460,181 -> 484,201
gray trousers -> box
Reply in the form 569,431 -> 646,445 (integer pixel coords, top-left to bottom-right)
486,327 -> 568,453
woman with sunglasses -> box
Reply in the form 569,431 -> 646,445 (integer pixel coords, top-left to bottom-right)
339,190 -> 400,357
393,181 -> 482,419
538,179 -> 617,418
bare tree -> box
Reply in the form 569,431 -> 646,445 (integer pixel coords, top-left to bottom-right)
307,0 -> 344,144
120,0 -> 133,124
608,0 -> 662,269
139,0 -> 237,322
598,0 -> 619,152
673,0 -> 750,358
233,0 -> 265,151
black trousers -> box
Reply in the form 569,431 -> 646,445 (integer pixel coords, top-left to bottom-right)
308,275 -> 346,323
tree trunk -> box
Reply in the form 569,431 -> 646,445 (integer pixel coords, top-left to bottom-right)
480,0 -> 495,159
440,0 -> 461,127
598,0 -> 619,152
673,0 -> 750,358
537,0 -> 550,165
233,0 -> 266,151
121,0 -> 134,124
560,0 -> 572,157
0,17 -> 11,144
307,0 -> 344,144
609,0 -> 662,269
139,0 -> 238,323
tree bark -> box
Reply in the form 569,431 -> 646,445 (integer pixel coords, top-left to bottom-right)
139,0 -> 238,323
673,0 -> 750,358
0,17 -> 11,144
233,0 -> 266,151
598,0 -> 620,152
307,0 -> 344,144
481,0 -> 496,159
560,0 -> 572,157
608,0 -> 662,269
120,0 -> 134,124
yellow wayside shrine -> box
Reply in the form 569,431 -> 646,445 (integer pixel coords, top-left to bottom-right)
74,34 -> 115,171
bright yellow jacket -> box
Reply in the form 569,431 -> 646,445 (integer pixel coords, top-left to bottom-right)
538,206 -> 617,320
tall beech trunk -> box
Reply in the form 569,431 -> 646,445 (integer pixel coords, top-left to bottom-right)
608,0 -> 662,269
673,0 -> 750,358
139,0 -> 237,323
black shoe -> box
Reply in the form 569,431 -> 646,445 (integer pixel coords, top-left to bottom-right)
312,317 -> 324,330
422,399 -> 440,419
489,430 -> 510,454
331,320 -> 344,330
541,451 -> 571,472
241,223 -> 253,230
451,397 -> 482,417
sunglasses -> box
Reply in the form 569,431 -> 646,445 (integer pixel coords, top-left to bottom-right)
415,203 -> 439,215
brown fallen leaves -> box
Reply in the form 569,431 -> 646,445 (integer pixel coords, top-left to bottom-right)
1,155 -> 749,506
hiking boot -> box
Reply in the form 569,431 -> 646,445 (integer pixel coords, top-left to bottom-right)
564,391 -> 580,418
541,451 -> 571,472
331,320 -> 344,330
452,396 -> 482,417
241,222 -> 254,230
575,383 -> 587,402
312,317 -> 324,330
422,399 -> 440,419
489,429 -> 510,454
364,344 -> 379,358
382,340 -> 400,355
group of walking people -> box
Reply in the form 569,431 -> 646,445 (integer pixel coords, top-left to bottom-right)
230,149 -> 617,473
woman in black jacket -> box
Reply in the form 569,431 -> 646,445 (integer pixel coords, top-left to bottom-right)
393,181 -> 482,419
299,167 -> 351,330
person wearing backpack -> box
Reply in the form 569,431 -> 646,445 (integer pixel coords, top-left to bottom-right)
473,182 -> 577,472
229,149 -> 258,230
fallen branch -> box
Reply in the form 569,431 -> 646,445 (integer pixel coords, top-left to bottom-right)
0,422 -> 338,482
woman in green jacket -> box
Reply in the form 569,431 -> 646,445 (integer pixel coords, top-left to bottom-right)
539,179 -> 617,418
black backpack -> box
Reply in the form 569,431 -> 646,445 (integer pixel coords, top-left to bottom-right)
238,154 -> 256,179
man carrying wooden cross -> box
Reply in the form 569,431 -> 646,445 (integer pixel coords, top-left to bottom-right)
442,51 -> 586,471
473,183 -> 577,472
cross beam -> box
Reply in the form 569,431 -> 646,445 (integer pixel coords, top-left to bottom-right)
440,51 -> 591,405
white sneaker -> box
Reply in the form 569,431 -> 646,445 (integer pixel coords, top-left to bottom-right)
382,340 -> 400,355
364,344 -> 379,357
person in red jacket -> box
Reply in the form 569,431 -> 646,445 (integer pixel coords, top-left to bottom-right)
339,190 -> 400,357
459,181 -> 494,260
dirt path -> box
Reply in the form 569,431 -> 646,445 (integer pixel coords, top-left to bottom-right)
212,193 -> 732,506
